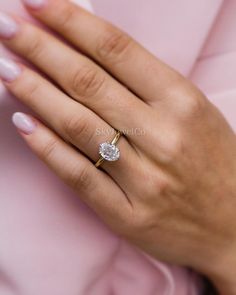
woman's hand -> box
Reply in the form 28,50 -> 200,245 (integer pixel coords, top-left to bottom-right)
0,0 -> 236,293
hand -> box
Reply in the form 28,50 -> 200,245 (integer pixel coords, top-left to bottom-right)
0,0 -> 236,293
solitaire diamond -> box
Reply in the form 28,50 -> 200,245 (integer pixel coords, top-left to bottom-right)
99,142 -> 120,162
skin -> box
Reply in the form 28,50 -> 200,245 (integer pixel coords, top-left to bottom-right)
1,0 -> 236,293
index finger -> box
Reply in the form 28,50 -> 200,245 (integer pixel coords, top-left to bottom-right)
22,0 -> 185,104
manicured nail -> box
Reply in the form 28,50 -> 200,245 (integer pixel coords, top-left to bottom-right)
22,0 -> 47,9
0,58 -> 21,82
12,112 -> 37,135
0,12 -> 18,39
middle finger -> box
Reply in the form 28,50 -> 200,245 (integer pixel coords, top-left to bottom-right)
1,14 -> 151,149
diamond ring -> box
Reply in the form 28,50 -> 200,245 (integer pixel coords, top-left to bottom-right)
95,131 -> 121,168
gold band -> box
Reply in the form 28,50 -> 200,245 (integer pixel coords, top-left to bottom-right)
95,131 -> 122,168
111,130 -> 122,145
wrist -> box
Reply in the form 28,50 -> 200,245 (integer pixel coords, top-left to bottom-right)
200,175 -> 236,294
202,245 -> 236,295
208,271 -> 236,295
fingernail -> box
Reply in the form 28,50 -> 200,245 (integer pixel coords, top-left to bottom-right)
12,112 -> 37,135
0,12 -> 18,39
0,58 -> 21,82
22,0 -> 48,9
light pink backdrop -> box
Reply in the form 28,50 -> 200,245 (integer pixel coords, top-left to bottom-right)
0,0 -> 235,294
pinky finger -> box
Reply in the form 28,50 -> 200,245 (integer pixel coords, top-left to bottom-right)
12,112 -> 131,222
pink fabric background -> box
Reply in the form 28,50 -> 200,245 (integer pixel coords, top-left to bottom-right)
0,0 -> 235,294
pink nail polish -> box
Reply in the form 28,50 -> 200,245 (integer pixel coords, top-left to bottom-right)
0,12 -> 18,39
12,112 -> 37,135
0,58 -> 21,82
22,0 -> 47,9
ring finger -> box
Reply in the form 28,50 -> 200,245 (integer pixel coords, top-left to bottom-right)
0,60 -> 139,191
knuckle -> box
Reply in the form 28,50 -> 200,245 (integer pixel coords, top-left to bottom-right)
163,134 -> 185,164
24,34 -> 44,60
40,139 -> 58,161
146,171 -> 171,196
96,25 -> 132,63
70,66 -> 105,97
166,82 -> 208,120
185,95 -> 207,118
174,85 -> 208,120
122,210 -> 155,239
55,3 -> 77,29
154,177 -> 170,196
63,114 -> 93,145
19,81 -> 40,108
151,128 -> 185,166
68,165 -> 93,192
170,136 -> 184,159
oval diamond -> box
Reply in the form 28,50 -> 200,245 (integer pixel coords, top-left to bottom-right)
99,142 -> 120,162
